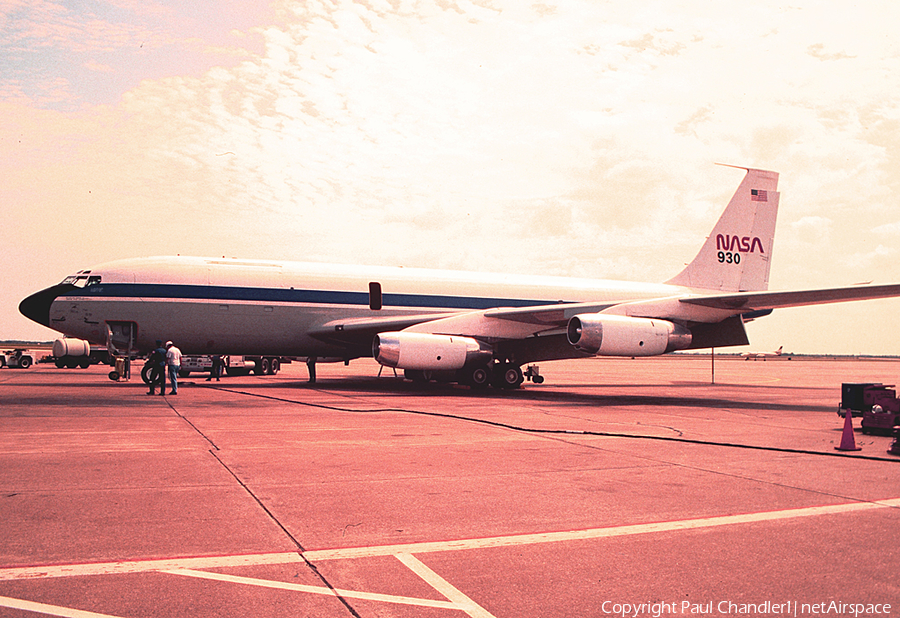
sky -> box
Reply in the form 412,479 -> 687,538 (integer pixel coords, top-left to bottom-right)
2,0 -> 900,355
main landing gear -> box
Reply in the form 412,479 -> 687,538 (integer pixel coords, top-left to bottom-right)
490,362 -> 524,389
407,362 -> 543,390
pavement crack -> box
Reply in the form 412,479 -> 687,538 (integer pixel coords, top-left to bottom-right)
164,400 -> 219,451
342,522 -> 363,537
207,449 -> 363,618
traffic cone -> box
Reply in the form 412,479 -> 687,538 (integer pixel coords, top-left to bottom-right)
835,411 -> 861,451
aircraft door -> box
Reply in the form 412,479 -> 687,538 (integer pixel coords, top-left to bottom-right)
106,321 -> 137,357
369,282 -> 382,310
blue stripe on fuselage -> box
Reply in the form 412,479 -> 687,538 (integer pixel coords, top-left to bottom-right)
63,283 -> 563,310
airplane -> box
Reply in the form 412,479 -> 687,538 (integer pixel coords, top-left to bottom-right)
741,345 -> 783,360
19,167 -> 900,389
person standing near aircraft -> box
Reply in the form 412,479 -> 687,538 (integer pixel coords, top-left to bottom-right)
147,340 -> 167,395
206,354 -> 222,381
307,357 -> 317,384
165,341 -> 183,395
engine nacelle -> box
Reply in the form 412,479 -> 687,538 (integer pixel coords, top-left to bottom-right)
373,332 -> 493,371
567,314 -> 692,356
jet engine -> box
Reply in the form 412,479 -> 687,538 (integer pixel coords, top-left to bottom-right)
567,314 -> 691,356
373,332 -> 493,371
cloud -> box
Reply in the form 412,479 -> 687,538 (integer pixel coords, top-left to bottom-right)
0,0 -> 267,109
84,60 -> 115,73
790,215 -> 833,243
807,43 -> 855,61
872,221 -> 900,236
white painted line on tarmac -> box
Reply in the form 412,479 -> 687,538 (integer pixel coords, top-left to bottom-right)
0,552 -> 302,581
0,594 -> 125,618
1,498 -> 897,583
165,568 -> 459,610
304,497 -> 900,561
396,553 -> 497,618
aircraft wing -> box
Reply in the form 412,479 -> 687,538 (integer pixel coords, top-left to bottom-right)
309,282 -> 900,350
309,302 -> 618,348
680,283 -> 900,312
475,283 -> 900,328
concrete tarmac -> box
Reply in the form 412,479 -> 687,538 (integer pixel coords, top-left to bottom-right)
0,356 -> 898,617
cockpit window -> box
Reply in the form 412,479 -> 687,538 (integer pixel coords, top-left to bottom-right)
61,273 -> 101,288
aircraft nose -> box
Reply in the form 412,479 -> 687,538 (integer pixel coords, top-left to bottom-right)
19,284 -> 72,328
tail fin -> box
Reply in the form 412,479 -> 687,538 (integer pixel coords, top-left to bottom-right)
666,166 -> 780,292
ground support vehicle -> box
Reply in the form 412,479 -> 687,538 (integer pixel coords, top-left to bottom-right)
0,350 -> 35,369
179,355 -> 273,377
861,403 -> 900,435
137,355 -> 286,383
837,382 -> 900,435
108,356 -> 132,382
523,364 -> 545,384
178,355 -> 215,378
249,356 -> 284,375
50,338 -> 109,369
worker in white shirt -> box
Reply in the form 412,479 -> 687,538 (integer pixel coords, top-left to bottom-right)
165,341 -> 183,395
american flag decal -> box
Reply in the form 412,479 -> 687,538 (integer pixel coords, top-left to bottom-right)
751,189 -> 768,202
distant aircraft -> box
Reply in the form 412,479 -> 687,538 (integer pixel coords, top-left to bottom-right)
19,167 -> 900,389
741,345 -> 784,360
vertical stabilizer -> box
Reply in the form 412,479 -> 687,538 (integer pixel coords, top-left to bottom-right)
666,167 -> 779,292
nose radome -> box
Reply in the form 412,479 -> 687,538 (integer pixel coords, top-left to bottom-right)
19,284 -> 72,328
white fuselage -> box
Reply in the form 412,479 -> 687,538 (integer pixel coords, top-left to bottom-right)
45,256 -> 688,359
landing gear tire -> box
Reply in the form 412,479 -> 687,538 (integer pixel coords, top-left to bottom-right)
460,364 -> 491,389
493,363 -> 524,389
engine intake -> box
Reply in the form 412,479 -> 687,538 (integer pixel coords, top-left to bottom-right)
373,332 -> 493,371
567,314 -> 691,356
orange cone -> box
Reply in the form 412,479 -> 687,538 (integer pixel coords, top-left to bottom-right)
835,411 -> 861,451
